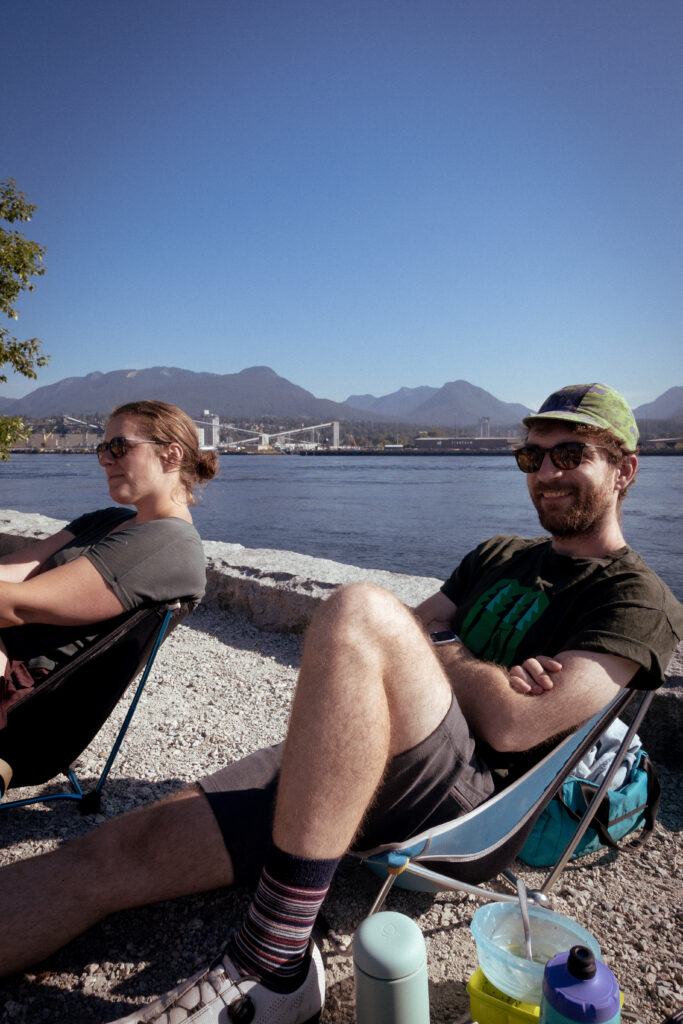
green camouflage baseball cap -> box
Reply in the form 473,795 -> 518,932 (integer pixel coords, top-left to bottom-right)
523,383 -> 639,449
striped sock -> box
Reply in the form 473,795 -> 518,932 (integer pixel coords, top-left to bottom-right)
230,844 -> 340,991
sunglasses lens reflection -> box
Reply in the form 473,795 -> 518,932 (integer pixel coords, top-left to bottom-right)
514,443 -> 585,473
553,444 -> 583,469
96,437 -> 127,459
514,448 -> 543,473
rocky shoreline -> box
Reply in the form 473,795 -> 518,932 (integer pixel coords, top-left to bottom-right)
0,511 -> 681,1023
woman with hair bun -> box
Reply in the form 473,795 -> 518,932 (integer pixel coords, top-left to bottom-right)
109,399 -> 219,506
0,400 -> 217,769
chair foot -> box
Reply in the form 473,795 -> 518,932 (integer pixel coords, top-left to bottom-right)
78,790 -> 102,815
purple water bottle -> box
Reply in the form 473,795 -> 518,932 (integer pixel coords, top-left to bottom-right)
539,945 -> 620,1023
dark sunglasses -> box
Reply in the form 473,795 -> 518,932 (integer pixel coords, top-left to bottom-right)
96,436 -> 167,460
513,441 -> 607,474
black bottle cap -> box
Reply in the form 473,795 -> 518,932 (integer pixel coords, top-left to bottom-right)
567,945 -> 597,980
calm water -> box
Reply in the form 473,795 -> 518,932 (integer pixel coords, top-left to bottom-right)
2,454 -> 681,597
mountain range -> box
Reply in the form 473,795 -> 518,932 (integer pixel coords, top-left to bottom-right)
630,386 -> 683,421
347,381 -> 532,427
0,365 -> 534,428
0,366 -> 354,422
0,365 -> 680,429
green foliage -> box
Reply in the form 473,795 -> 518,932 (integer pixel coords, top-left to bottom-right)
0,178 -> 49,456
0,416 -> 28,461
338,421 -> 418,448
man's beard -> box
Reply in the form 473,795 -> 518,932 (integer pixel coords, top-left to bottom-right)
530,481 -> 614,539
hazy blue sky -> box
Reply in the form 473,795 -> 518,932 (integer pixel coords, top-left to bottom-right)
4,0 -> 682,410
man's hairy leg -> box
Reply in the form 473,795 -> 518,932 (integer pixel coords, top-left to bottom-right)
0,785 -> 234,977
274,582 -> 454,859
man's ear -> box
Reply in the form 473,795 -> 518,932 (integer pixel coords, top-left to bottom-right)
616,452 -> 638,491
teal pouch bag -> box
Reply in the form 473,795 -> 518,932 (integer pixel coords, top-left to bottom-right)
519,749 -> 660,867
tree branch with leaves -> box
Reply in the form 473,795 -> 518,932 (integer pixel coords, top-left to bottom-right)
0,178 -> 49,458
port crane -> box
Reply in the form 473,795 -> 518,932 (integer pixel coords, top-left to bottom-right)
223,421 -> 340,450
63,415 -> 103,431
62,415 -> 103,447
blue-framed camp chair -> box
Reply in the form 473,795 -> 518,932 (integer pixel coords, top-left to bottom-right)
0,599 -> 192,814
352,686 -> 655,914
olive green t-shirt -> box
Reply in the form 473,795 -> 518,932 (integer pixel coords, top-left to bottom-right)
441,534 -> 683,692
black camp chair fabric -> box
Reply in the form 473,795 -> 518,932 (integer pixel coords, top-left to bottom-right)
0,600 -> 191,791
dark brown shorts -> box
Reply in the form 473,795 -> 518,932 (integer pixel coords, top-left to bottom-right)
199,696 -> 495,886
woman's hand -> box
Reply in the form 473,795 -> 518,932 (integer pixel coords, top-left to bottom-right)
508,655 -> 563,695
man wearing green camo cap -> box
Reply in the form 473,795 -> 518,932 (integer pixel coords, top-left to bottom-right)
523,382 -> 639,451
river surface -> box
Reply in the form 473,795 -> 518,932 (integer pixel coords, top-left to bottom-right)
2,454 -> 681,597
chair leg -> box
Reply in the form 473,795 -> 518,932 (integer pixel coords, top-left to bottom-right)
367,872 -> 399,916
502,869 -> 551,909
0,768 -> 84,811
92,606 -> 175,798
78,789 -> 102,815
539,690 -> 655,896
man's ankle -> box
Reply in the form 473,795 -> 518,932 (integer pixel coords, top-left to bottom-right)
229,844 -> 339,989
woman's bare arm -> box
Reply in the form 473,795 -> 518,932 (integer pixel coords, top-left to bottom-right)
0,530 -> 75,583
0,556 -> 126,629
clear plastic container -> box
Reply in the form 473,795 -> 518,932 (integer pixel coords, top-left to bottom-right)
470,903 -> 601,1004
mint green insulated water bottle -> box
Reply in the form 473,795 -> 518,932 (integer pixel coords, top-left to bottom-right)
540,945 -> 620,1024
353,911 -> 430,1024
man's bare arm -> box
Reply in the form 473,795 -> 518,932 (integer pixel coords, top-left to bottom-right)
413,588 -> 638,750
437,644 -> 639,752
414,590 -> 457,632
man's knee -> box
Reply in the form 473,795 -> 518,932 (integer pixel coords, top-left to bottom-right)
301,583 -> 436,702
310,581 -> 415,643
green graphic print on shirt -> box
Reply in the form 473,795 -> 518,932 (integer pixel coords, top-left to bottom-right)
460,580 -> 550,667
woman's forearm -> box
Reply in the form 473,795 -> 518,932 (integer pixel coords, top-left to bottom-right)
0,529 -> 75,583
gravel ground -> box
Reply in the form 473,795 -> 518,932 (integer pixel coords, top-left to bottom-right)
0,605 -> 681,1024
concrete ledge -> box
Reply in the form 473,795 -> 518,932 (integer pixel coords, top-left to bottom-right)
622,690 -> 683,766
202,539 -> 439,632
1,509 -> 680,764
0,510 -> 70,549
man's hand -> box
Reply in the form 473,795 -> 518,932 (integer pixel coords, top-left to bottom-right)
509,655 -> 563,695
